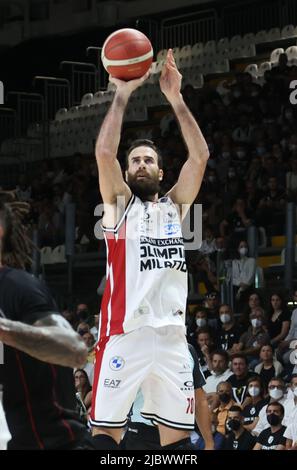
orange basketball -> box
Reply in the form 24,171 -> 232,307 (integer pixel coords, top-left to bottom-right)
101,28 -> 153,81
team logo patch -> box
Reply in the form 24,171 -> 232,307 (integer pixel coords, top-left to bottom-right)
268,436 -> 274,444
164,223 -> 180,236
109,356 -> 125,371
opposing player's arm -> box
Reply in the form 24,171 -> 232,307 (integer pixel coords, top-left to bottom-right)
95,73 -> 149,204
0,314 -> 87,368
160,50 -> 209,210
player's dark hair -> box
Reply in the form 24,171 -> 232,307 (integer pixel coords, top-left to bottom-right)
126,139 -> 163,169
0,191 -> 33,269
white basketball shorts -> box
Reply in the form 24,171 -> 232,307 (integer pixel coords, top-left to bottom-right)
90,325 -> 195,430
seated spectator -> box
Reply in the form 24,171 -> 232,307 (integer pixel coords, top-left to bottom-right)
223,405 -> 256,450
38,199 -> 64,247
187,306 -> 217,347
256,176 -> 286,235
203,350 -> 233,409
220,198 -> 253,248
253,402 -> 286,450
230,240 -> 257,311
203,291 -> 221,329
239,290 -> 265,330
217,304 -> 244,353
227,354 -> 257,405
283,374 -> 297,428
253,377 -> 287,436
15,175 -> 32,202
213,382 -> 237,435
81,332 -> 96,383
199,225 -> 218,256
235,308 -> 270,365
242,376 -> 269,432
74,369 -> 92,424
277,293 -> 297,370
194,327 -> 215,378
90,313 -> 99,339
254,344 -> 283,394
267,292 -> 291,348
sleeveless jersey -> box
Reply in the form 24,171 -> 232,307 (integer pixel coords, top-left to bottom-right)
99,195 -> 188,338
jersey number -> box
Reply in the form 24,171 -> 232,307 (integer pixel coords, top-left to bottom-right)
186,398 -> 194,414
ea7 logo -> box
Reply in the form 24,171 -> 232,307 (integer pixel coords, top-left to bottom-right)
289,80 -> 297,105
0,81 -> 3,105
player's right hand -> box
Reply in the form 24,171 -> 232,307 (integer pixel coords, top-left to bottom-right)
109,71 -> 150,97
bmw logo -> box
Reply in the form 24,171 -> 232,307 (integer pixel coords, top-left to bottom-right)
109,356 -> 125,371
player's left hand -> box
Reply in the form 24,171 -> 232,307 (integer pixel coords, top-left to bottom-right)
159,49 -> 182,102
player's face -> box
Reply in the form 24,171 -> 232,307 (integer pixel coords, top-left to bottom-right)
126,146 -> 163,199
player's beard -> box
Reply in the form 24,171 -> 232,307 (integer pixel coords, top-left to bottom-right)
127,172 -> 161,200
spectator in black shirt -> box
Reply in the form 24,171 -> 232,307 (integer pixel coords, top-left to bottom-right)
227,354 -> 257,406
0,193 -> 93,450
194,328 -> 215,379
217,304 -> 243,354
254,344 -> 283,394
267,293 -> 291,347
223,405 -> 256,450
254,402 -> 286,450
242,376 -> 268,433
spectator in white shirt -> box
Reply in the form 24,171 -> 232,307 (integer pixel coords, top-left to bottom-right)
253,377 -> 287,436
283,374 -> 297,428
231,240 -> 256,310
203,350 -> 233,402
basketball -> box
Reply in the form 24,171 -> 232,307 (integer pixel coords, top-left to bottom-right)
101,28 -> 153,81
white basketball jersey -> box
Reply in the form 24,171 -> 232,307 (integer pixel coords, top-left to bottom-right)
99,195 -> 187,338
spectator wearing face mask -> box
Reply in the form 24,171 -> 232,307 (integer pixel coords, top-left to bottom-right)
253,402 -> 286,450
254,344 -> 283,394
217,304 -> 244,354
227,354 -> 256,405
223,406 -> 256,450
235,308 -> 270,366
231,240 -> 257,310
213,382 -> 237,435
253,377 -> 287,436
187,306 -> 217,348
242,376 -> 269,432
240,291 -> 265,330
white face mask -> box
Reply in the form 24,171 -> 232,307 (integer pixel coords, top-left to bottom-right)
251,318 -> 262,328
248,386 -> 260,397
269,388 -> 283,400
220,314 -> 231,324
196,318 -> 207,328
239,247 -> 248,257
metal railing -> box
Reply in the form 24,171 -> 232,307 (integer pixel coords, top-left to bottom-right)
6,92 -> 44,137
161,9 -> 218,49
86,46 -> 108,91
60,61 -> 99,106
0,107 -> 16,144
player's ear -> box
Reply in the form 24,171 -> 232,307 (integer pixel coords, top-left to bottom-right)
159,169 -> 163,181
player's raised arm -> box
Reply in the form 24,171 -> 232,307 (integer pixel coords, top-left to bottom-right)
160,49 -> 209,209
95,73 -> 149,205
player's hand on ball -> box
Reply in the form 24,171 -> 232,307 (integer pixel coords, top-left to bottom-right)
109,70 -> 150,98
159,49 -> 182,102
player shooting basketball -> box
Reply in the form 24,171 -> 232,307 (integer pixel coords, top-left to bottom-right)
91,49 -> 212,450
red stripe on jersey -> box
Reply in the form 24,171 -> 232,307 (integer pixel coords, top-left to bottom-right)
109,223 -> 126,335
99,234 -> 115,339
90,336 -> 110,422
